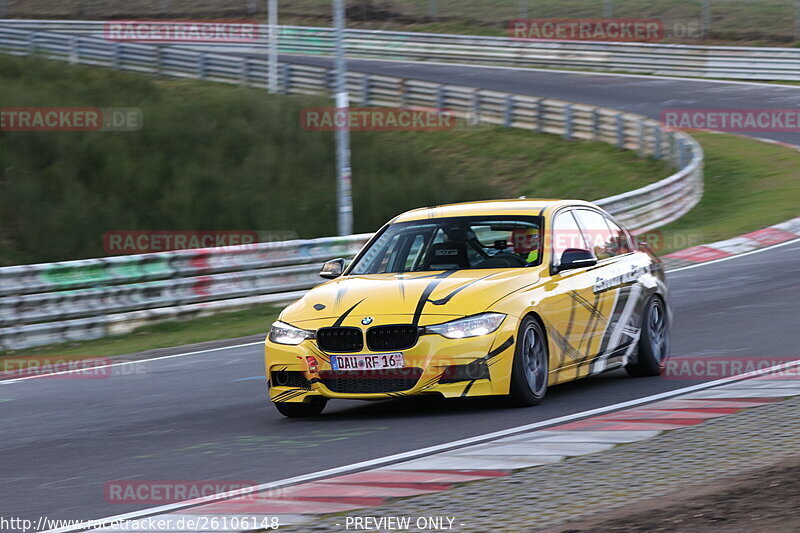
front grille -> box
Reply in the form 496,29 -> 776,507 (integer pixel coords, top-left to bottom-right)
366,325 -> 420,351
320,368 -> 423,394
271,371 -> 311,390
316,327 -> 363,353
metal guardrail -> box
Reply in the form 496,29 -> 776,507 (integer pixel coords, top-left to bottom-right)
2,20 -> 800,80
0,25 -> 703,351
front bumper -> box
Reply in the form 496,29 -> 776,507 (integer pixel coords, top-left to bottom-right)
264,320 -> 518,403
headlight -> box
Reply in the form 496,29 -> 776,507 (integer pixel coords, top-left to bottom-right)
268,321 -> 315,345
426,313 -> 506,339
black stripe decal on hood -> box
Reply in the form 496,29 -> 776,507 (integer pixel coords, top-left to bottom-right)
333,298 -> 366,327
430,274 -> 496,306
411,270 -> 458,326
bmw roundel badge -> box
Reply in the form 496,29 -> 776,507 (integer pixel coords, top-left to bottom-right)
361,317 -> 374,326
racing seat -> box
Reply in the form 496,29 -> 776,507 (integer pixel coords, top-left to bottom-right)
424,242 -> 471,270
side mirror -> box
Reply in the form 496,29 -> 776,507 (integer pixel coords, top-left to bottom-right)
320,258 -> 345,279
554,248 -> 597,274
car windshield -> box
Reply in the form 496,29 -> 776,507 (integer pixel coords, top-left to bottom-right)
349,216 -> 543,275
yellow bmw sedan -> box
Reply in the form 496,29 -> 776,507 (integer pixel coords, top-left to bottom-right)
265,199 -> 670,417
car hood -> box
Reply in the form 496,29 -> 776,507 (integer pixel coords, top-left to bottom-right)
281,269 -> 541,327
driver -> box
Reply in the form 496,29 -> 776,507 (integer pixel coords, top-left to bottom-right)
512,227 -> 541,264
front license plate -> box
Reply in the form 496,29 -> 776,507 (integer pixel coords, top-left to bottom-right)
331,352 -> 404,371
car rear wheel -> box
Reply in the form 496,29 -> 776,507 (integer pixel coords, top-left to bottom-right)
274,398 -> 328,418
626,296 -> 670,377
508,316 -> 549,406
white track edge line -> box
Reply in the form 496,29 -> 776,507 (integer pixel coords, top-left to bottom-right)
0,342 -> 265,384
666,236 -> 800,273
45,358 -> 800,533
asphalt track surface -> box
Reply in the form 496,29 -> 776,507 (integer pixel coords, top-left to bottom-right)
3,58 -> 800,526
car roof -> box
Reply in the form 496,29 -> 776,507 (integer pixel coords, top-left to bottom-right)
393,199 -> 598,223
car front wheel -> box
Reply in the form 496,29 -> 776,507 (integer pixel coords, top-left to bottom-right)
508,316 -> 549,406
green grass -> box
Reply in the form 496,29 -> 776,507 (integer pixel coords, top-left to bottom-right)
0,304 -> 281,359
10,0 -> 800,46
658,132 -> 800,253
0,53 -> 673,265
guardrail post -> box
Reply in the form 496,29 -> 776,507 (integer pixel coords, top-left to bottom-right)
604,0 -> 614,17
654,127 -> 663,160
69,36 -> 79,65
197,52 -> 207,80
638,119 -> 646,156
503,94 -> 514,128
112,42 -> 121,70
400,80 -> 409,107
592,108 -> 600,139
668,131 -> 677,165
240,57 -> 249,87
616,114 -> 625,148
535,99 -> 544,133
155,46 -> 163,76
436,84 -> 446,111
471,90 -> 481,125
678,138 -> 689,168
564,104 -> 573,140
281,63 -> 290,94
361,75 -> 371,106
0,0 -> 7,18
519,0 -> 528,19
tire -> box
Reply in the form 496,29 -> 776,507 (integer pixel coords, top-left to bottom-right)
626,295 -> 670,377
507,316 -> 549,406
274,398 -> 328,418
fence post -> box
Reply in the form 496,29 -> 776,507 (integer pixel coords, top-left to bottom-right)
161,0 -> 171,13
519,0 -> 528,19
564,104 -> 573,140
604,0 -> 614,18
428,0 -> 438,18
504,94 -> 514,127
795,0 -> 800,42
592,108 -> 600,139
436,84 -> 446,111
702,0 -> 711,39
0,0 -> 7,18
361,75 -> 371,106
247,0 -> 257,14
616,114 -> 625,148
